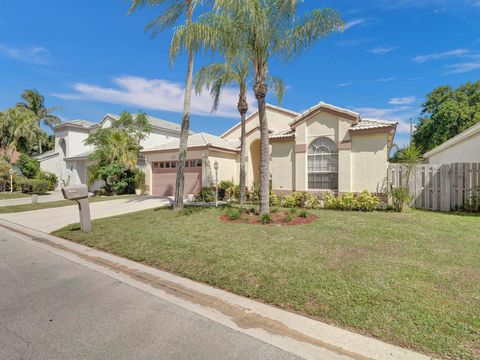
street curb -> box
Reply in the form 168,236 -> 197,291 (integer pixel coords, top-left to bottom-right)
0,218 -> 434,360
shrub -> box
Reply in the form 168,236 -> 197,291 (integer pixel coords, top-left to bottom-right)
94,163 -> 136,195
283,213 -> 294,223
260,213 -> 272,224
356,191 -> 380,212
283,192 -> 319,209
195,187 -> 215,202
16,178 -> 50,194
325,191 -> 379,212
37,171 -> 58,191
248,187 -> 260,203
465,191 -> 480,213
218,180 -> 234,200
271,207 -> 279,214
289,207 -> 298,215
390,186 -> 413,212
133,169 -> 145,190
16,154 -> 40,179
298,209 -> 309,218
269,192 -> 281,207
226,208 -> 241,221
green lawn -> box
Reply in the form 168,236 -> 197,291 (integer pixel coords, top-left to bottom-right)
0,192 -> 34,200
53,207 -> 480,359
0,195 -> 135,213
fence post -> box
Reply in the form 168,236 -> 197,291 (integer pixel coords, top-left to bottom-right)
440,164 -> 451,212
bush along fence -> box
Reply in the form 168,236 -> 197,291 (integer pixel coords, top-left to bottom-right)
387,163 -> 480,212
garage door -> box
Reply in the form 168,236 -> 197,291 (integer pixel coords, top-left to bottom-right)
152,159 -> 202,196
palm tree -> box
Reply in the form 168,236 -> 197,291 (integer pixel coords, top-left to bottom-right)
17,89 -> 60,155
2,107 -> 41,154
212,0 -> 343,214
194,55 -> 285,204
396,144 -> 424,186
129,0 -> 212,210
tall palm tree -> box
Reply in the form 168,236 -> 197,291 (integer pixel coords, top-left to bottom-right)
129,0 -> 213,210
17,89 -> 60,154
213,0 -> 343,214
194,55 -> 285,204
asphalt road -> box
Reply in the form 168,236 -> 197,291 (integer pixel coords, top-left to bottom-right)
0,227 -> 300,360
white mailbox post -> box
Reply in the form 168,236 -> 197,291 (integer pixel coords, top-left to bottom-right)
61,185 -> 91,233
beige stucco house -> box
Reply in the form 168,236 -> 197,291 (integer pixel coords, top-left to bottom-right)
142,102 -> 397,196
424,122 -> 480,164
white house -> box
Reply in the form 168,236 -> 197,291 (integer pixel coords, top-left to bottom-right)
424,122 -> 480,164
37,113 -> 183,190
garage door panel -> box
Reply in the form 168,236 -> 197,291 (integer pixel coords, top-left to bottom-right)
152,162 -> 202,197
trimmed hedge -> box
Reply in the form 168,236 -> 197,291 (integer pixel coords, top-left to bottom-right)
324,191 -> 379,212
16,178 -> 51,194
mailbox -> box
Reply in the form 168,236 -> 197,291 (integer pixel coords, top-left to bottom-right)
61,184 -> 91,233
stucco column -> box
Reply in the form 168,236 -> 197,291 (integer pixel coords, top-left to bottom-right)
338,147 -> 352,193
294,123 -> 307,191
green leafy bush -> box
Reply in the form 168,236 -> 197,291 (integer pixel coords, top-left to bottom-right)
16,178 -> 50,194
226,208 -> 241,221
298,209 -> 309,218
16,154 -> 39,179
465,190 -> 480,213
283,213 -> 294,223
324,191 -> 379,212
218,180 -> 234,200
260,213 -> 272,224
96,163 -> 135,195
37,171 -> 58,191
390,187 -> 413,212
283,192 -> 319,209
195,187 -> 215,202
248,187 -> 260,202
269,192 -> 281,206
134,169 -> 145,190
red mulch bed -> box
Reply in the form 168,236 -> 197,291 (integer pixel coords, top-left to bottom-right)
220,211 -> 317,226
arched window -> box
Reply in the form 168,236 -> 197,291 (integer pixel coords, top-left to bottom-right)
308,137 -> 338,190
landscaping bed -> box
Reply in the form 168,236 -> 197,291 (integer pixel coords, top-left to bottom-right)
220,208 -> 317,225
54,206 -> 480,359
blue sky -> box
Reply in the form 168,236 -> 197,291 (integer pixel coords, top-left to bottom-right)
1,0 -> 479,147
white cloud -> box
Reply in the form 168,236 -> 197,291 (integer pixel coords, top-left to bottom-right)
52,76 -> 257,118
412,48 -> 470,63
337,77 -> 396,87
367,46 -> 395,55
336,37 -> 372,47
443,61 -> 480,74
0,43 -> 51,65
388,96 -> 417,105
343,18 -> 369,31
337,82 -> 353,87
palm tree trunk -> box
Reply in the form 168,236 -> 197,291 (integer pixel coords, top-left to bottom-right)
238,86 -> 248,205
37,120 -> 43,155
173,48 -> 194,211
254,73 -> 269,215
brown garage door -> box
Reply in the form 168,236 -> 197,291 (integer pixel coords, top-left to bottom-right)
152,159 -> 202,196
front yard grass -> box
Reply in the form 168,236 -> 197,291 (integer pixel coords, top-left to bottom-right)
53,207 -> 480,359
0,192 -> 34,200
0,194 -> 135,213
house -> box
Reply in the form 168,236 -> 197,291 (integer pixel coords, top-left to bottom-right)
424,122 -> 480,164
141,102 -> 397,196
37,113 -> 183,190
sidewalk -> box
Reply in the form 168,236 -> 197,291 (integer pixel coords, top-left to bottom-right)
0,196 -> 171,232
0,191 -> 64,207
0,218 -> 433,360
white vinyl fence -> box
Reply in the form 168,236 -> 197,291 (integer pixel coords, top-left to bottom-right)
387,163 -> 480,212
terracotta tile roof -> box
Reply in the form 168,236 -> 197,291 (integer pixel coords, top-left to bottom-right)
269,128 -> 295,139
350,119 -> 397,131
142,132 -> 239,153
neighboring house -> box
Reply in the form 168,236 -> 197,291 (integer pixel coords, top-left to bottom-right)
141,102 -> 397,196
424,122 -> 480,164
37,114 -> 183,190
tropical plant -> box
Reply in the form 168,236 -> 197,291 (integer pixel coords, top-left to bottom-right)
283,191 -> 319,209
212,0 -> 343,214
0,159 -> 11,192
324,191 -> 379,212
396,144 -> 424,185
195,187 -> 215,202
390,186 -> 413,212
260,213 -> 272,224
16,178 -> 50,194
194,49 -> 285,205
129,0 -> 216,211
0,107 -> 42,155
17,89 -> 60,154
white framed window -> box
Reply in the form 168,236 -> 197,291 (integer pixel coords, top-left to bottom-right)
307,137 -> 338,190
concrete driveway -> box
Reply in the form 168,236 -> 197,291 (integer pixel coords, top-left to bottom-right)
0,196 -> 171,233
